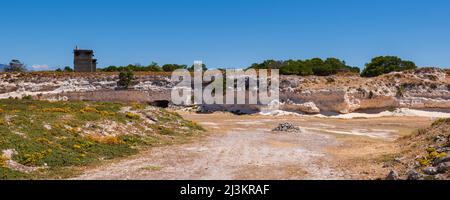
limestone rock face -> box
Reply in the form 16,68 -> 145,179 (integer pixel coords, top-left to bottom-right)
281,101 -> 320,114
279,68 -> 450,113
0,73 -> 173,101
1,68 -> 449,114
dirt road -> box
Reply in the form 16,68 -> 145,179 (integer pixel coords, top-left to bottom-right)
74,113 -> 433,180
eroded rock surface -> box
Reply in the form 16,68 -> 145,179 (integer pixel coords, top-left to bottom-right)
280,68 -> 450,113
1,68 -> 449,114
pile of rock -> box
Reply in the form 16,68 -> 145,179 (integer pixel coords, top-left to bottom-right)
272,122 -> 301,132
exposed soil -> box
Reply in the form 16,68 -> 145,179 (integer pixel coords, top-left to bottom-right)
74,113 -> 434,180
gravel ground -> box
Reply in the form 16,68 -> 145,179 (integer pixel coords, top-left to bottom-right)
74,113 -> 433,180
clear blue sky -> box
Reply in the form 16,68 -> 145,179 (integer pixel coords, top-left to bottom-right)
1,0 -> 450,70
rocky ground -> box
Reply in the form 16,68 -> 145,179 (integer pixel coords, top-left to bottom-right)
1,69 -> 449,180
74,112 -> 435,180
0,72 -> 173,101
385,118 -> 450,180
0,99 -> 203,179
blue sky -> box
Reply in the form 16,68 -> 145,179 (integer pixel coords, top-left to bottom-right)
1,0 -> 450,70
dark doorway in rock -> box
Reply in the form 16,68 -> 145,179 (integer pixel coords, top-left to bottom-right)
150,100 -> 170,108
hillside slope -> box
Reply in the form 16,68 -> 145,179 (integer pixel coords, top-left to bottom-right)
385,118 -> 450,180
0,99 -> 203,179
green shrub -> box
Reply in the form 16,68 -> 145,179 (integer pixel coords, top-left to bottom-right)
162,64 -> 187,72
0,167 -> 30,180
0,155 -> 8,168
159,127 -> 176,135
101,63 -> 162,72
361,56 -> 417,77
396,85 -> 406,98
117,71 -> 134,89
125,112 -> 141,119
22,95 -> 33,100
4,59 -> 27,72
250,58 -> 359,76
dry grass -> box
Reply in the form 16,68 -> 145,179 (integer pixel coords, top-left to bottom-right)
86,135 -> 124,145
0,99 -> 204,179
387,118 -> 450,178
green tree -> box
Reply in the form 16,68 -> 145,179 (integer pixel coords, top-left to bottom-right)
5,59 -> 27,72
188,63 -> 208,71
248,60 -> 283,70
348,66 -> 361,74
162,64 -> 187,72
146,62 -> 162,72
100,62 -> 161,72
101,66 -> 119,72
251,58 -> 358,76
117,71 -> 134,89
280,60 -> 313,76
63,66 -> 74,72
361,56 -> 417,77
308,58 -> 330,76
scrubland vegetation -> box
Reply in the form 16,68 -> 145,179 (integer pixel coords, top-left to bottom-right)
28,55 -> 421,78
386,118 -> 450,180
248,56 -> 418,77
0,99 -> 203,179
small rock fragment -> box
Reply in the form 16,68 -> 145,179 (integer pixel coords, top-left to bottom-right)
423,167 -> 439,175
436,162 -> 450,174
434,135 -> 446,143
2,149 -> 17,159
44,124 -> 52,130
394,157 -> 403,164
407,170 -> 422,180
386,170 -> 399,180
272,122 -> 301,132
433,156 -> 450,165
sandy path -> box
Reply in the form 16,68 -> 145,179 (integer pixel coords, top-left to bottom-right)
74,113 -> 432,180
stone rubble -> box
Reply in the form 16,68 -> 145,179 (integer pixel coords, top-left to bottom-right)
272,122 -> 301,133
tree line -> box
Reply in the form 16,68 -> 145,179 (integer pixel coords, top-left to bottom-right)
248,58 -> 361,76
100,63 -> 207,72
97,56 -> 418,77
247,56 -> 418,77
1,60 -> 27,72
1,56 -> 420,77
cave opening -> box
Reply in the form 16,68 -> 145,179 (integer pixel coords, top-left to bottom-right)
149,100 -> 170,108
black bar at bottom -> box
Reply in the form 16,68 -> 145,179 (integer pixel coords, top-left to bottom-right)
0,180 -> 447,199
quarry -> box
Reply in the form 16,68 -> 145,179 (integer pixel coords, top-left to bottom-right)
1,68 -> 449,180
1,68 -> 448,115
